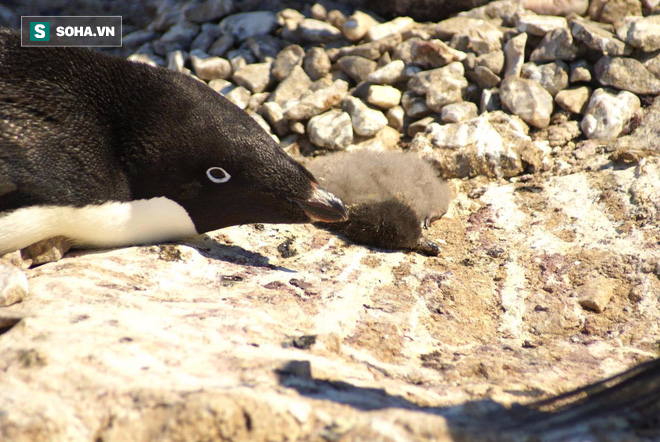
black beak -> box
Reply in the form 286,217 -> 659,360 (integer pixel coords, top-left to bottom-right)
294,183 -> 348,223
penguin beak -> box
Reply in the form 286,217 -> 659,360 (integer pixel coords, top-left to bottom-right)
294,183 -> 348,223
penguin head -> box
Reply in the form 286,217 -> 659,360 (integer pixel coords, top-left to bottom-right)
128,73 -> 347,234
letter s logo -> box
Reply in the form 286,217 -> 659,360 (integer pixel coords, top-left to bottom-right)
34,24 -> 45,39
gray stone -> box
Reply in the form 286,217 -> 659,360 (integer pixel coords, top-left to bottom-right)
336,56 -> 378,83
191,54 -> 232,81
480,88 -> 501,113
247,92 -> 269,111
407,116 -> 437,137
297,19 -> 342,43
245,35 -> 283,62
283,79 -> 349,120
570,19 -> 631,56
334,35 -> 402,61
122,30 -> 158,49
272,45 -> 305,81
207,33 -> 234,57
233,62 -> 274,94
184,0 -> 233,23
525,0 -> 589,16
516,14 -> 568,36
149,0 -> 183,32
342,96 -> 388,137
555,86 -> 592,115
167,50 -> 187,73
641,52 -> 660,79
343,10 -> 379,41
219,11 -> 277,41
468,66 -> 501,89
410,39 -> 466,69
570,60 -> 592,83
500,77 -> 554,128
269,65 -> 313,105
307,110 -> 353,150
476,50 -> 505,76
226,48 -> 256,72
504,32 -> 527,77
408,62 -> 468,113
616,15 -> 660,52
386,105 -> 405,131
441,102 -> 479,123
530,27 -> 579,62
153,21 -> 199,55
521,61 -> 569,96
401,91 -> 432,117
366,60 -> 406,84
190,23 -> 222,53
303,47 -> 331,81
594,56 -> 660,95
366,17 -> 414,42
581,88 -> 641,141
0,261 -> 27,306
260,102 -> 289,137
366,85 -> 402,109
449,20 -> 503,56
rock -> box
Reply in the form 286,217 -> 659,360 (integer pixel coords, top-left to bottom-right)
260,102 -> 289,137
406,116 -> 437,137
581,88 -> 641,141
504,32 -> 528,77
468,65 -> 501,89
208,33 -> 234,57
594,56 -> 660,95
366,85 -> 402,109
577,277 -> 616,313
122,30 -> 158,49
343,10 -> 379,41
521,61 -> 569,96
386,105 -> 405,131
233,62 -> 274,94
127,53 -> 159,67
410,39 -> 466,69
296,19 -> 342,43
401,91 -> 432,117
530,27 -> 579,62
248,92 -> 269,111
224,85 -> 251,109
184,0 -> 233,23
207,78 -> 233,94
153,21 -> 199,55
366,16 -> 414,42
408,62 -> 468,113
524,0 -> 589,16
226,48 -> 256,72
450,20 -> 503,56
588,0 -> 643,25
303,47 -> 331,82
441,102 -> 479,123
190,23 -> 222,53
366,60 -> 406,84
500,77 -> 554,129
190,54 -> 231,81
569,19 -> 631,56
410,111 -> 540,178
0,261 -> 27,306
269,65 -> 312,105
555,86 -> 592,114
476,50 -> 505,76
616,15 -> 660,52
516,14 -> 568,36
334,34 -> 402,61
272,45 -> 305,81
219,11 -> 277,41
480,87 -> 502,113
250,113 -> 278,142
20,237 -> 71,266
167,50 -> 187,73
569,60 -> 592,83
246,35 -> 282,62
641,51 -> 660,79
336,56 -> 378,83
307,109 -> 353,150
283,80 -> 349,120
342,96 -> 388,137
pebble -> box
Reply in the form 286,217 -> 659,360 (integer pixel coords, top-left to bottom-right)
224,85 -> 251,109
269,65 -> 312,104
208,78 -> 233,94
521,61 -> 569,96
480,88 -> 501,113
530,27 -> 579,62
303,47 -> 331,81
248,92 -> 269,111
190,54 -> 232,81
401,91 -> 432,117
555,86 -> 592,114
184,0 -> 233,23
153,21 -> 199,55
366,17 -> 414,42
407,116 -> 437,137
219,11 -> 277,41
122,30 -> 159,49
260,101 -> 289,137
0,261 -> 27,307
307,110 -> 353,150
366,60 -> 406,84
411,39 -> 466,69
468,65 -> 501,89
297,18 -> 342,43
409,62 -> 468,112
516,14 -> 568,36
616,15 -> 660,52
343,10 -> 379,41
342,96 -> 388,137
284,79 -> 349,120
569,60 -> 592,83
233,62 -> 274,94
191,23 -> 222,53
272,45 -> 305,81
246,35 -> 282,62
226,48 -> 256,72
336,56 -> 378,83
500,76 -> 554,128
450,21 -> 503,56
569,19 -> 631,56
581,88 -> 641,141
208,33 -> 234,57
366,85 -> 402,109
386,105 -> 405,131
577,276 -> 615,313
594,56 -> 660,95
476,50 -> 504,76
504,32 -> 527,77
441,102 -> 478,123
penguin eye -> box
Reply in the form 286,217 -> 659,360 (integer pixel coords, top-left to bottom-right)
206,167 -> 231,184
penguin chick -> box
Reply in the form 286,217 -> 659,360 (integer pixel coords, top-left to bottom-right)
0,28 -> 346,255
307,151 -> 451,255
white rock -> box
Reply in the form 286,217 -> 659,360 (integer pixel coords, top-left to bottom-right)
307,110 -> 353,150
207,78 -> 233,94
190,54 -> 232,80
232,62 -> 274,93
297,18 -> 342,43
224,85 -> 251,109
517,14 -> 568,36
581,88 -> 641,141
283,80 -> 349,120
0,261 -> 27,306
504,32 -> 527,78
366,17 -> 414,42
441,102 -> 478,123
342,96 -> 388,137
366,60 -> 406,84
343,11 -> 379,41
616,15 -> 660,52
555,86 -> 592,115
500,77 -> 554,129
219,11 -> 277,41
386,105 -> 405,131
366,85 -> 402,109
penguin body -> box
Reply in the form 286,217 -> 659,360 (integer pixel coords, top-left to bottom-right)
307,150 -> 451,255
0,28 -> 346,255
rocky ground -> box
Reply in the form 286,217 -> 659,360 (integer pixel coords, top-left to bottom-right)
1,0 -> 659,440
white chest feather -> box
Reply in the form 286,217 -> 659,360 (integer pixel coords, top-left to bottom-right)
0,197 -> 197,255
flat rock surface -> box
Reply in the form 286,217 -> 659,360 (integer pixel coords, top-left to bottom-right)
2,158 -> 658,440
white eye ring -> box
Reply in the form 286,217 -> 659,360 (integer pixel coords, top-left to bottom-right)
206,167 -> 231,183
